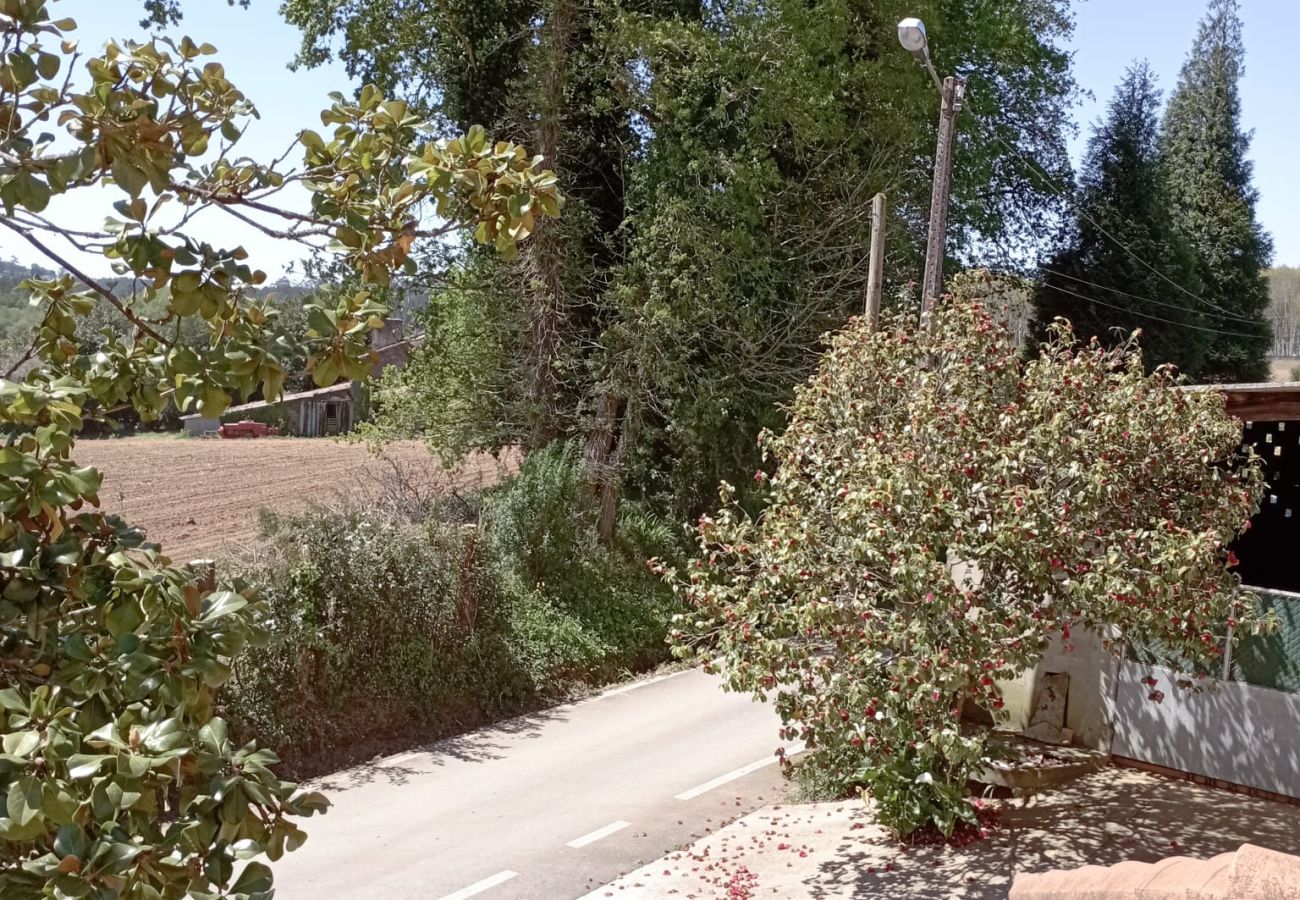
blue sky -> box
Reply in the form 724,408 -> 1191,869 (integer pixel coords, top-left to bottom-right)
2,0 -> 1297,276
1067,0 -> 1298,267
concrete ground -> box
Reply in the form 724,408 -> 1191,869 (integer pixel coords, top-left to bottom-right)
271,667 -> 800,900
586,768 -> 1300,899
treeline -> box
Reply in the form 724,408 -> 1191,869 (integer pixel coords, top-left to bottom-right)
1267,267 -> 1300,359
287,0 -> 1081,525
1029,0 -> 1274,382
0,256 -> 429,409
1033,0 -> 1273,384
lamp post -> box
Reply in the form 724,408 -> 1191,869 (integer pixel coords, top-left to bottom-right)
898,17 -> 965,317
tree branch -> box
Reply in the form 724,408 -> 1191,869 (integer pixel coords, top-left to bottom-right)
0,218 -> 169,344
169,180 -> 465,240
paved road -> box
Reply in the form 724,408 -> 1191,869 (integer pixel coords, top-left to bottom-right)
272,667 -> 800,900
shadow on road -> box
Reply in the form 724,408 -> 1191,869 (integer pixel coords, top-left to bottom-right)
314,708 -> 567,792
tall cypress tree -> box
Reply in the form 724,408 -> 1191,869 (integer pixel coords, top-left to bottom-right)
1035,63 -> 1205,374
1161,0 -> 1273,382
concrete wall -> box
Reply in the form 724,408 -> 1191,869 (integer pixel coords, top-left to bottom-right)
1112,660 -> 1300,799
994,627 -> 1121,751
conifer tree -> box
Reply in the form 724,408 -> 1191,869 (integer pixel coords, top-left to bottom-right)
1161,0 -> 1272,382
1035,63 -> 1205,374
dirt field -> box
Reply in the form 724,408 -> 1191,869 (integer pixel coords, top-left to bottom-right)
75,436 -> 509,561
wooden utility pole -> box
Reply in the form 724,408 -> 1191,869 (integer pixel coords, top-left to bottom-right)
920,75 -> 966,317
865,192 -> 887,329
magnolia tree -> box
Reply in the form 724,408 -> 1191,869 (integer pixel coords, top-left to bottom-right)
665,290 -> 1267,838
0,3 -> 558,897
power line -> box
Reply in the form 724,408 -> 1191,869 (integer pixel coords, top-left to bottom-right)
1042,280 -> 1265,340
1038,265 -> 1265,328
985,129 -> 1254,326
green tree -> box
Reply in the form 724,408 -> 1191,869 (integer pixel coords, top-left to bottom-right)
666,285 -> 1267,838
0,4 -> 557,896
291,0 -> 1081,531
607,0 -> 1078,518
1161,0 -> 1272,382
1034,62 -> 1206,375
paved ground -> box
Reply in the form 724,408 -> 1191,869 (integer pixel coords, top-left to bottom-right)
590,768 -> 1300,898
271,668 -> 801,900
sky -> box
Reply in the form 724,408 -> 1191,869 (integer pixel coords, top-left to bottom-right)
1066,0 -> 1299,267
1,0 -> 1297,278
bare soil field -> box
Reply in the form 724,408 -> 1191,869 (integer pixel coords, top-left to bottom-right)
75,436 -> 509,561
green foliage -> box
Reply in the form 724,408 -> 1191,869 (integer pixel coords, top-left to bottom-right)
360,256 -> 524,461
226,444 -> 682,770
0,2 -> 557,895
1161,0 -> 1272,382
665,296 -> 1267,838
1034,63 -> 1206,376
292,0 -> 1081,524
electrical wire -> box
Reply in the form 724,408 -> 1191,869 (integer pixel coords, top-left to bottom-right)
985,129 -> 1255,326
1038,265 -> 1266,328
1041,280 -> 1265,339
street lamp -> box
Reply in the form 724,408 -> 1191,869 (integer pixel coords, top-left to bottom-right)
897,17 -> 942,92
897,16 -> 965,316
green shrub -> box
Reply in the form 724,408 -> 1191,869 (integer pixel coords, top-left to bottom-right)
225,443 -> 682,773
667,295 -> 1267,838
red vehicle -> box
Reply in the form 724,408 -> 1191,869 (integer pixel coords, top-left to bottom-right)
218,420 -> 282,439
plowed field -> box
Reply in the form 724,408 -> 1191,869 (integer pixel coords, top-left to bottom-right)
75,436 -> 508,561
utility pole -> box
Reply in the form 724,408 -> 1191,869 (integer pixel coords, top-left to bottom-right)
920,74 -> 965,318
865,192 -> 887,329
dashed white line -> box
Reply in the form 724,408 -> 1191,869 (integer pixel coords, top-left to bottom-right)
674,742 -> 807,801
566,819 -> 632,848
437,869 -> 519,900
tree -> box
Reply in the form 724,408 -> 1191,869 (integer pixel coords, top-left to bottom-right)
0,4 -> 557,896
1161,0 -> 1272,382
1034,63 -> 1206,375
287,0 -> 1081,531
1265,267 -> 1300,359
665,285 -> 1267,838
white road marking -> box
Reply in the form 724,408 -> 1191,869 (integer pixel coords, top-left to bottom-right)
674,742 -> 807,801
566,819 -> 632,848
437,870 -> 519,900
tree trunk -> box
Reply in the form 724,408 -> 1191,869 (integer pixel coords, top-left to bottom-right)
521,0 -> 575,449
582,392 -> 623,544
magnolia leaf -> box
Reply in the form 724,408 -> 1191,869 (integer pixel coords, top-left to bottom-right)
200,591 -> 247,622
2,730 -> 40,757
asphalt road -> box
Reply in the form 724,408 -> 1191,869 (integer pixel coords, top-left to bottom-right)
271,667 -> 801,900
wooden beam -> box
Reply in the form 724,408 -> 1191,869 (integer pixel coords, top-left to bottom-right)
1220,393 -> 1300,422
1181,383 -> 1300,422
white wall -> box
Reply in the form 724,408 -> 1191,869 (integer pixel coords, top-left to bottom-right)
1111,660 -> 1300,799
995,627 -> 1121,751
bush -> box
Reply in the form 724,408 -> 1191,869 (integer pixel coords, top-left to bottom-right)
666,295 -> 1268,838
225,443 -> 681,773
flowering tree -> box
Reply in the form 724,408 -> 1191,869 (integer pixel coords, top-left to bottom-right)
0,3 -> 558,897
666,289 -> 1267,838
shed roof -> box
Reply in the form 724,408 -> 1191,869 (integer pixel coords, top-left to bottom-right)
179,381 -> 354,421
